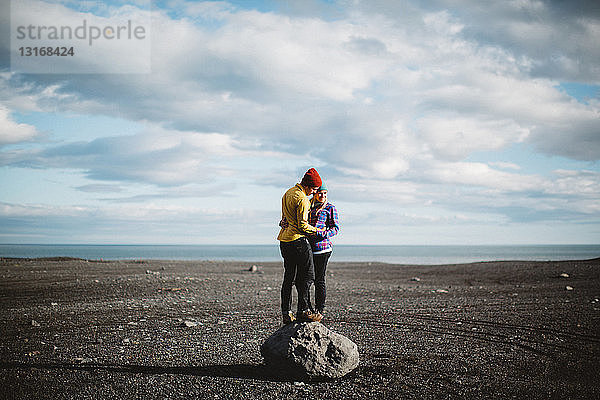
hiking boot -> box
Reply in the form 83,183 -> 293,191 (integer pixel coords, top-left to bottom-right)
316,310 -> 324,322
299,310 -> 323,323
282,311 -> 296,325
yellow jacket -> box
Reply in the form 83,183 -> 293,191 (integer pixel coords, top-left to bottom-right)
277,184 -> 320,242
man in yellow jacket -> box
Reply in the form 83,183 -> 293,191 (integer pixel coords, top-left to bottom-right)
277,168 -> 325,324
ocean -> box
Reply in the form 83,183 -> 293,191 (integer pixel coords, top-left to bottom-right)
1,244 -> 599,265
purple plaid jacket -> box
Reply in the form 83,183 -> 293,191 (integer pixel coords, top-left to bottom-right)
308,202 -> 339,253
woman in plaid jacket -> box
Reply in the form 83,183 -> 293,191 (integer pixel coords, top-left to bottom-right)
308,183 -> 340,317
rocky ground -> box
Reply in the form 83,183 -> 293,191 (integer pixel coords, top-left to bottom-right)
0,257 -> 599,399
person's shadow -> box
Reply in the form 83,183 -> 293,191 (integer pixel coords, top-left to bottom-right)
0,361 -> 289,382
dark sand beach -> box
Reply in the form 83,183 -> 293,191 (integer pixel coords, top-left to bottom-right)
0,257 -> 599,399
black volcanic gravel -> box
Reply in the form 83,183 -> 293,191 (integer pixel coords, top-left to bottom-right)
0,257 -> 599,399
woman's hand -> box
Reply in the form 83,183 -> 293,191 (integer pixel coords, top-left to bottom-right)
279,216 -> 289,228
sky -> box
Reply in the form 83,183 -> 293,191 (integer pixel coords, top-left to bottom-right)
0,0 -> 599,245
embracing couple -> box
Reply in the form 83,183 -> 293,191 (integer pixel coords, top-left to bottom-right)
277,167 -> 339,325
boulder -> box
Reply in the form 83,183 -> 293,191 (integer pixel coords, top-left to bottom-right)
260,322 -> 359,380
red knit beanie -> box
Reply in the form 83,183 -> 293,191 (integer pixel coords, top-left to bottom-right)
301,168 -> 322,188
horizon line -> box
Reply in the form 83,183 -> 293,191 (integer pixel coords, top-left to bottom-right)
1,243 -> 598,247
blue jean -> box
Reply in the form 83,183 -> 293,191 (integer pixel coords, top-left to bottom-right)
280,237 -> 315,314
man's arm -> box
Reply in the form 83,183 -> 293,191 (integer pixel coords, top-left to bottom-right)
296,197 -> 322,235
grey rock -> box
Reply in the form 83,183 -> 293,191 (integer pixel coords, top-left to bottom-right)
260,322 -> 359,380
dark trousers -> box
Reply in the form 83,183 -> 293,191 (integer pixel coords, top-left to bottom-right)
280,237 -> 315,314
313,251 -> 331,312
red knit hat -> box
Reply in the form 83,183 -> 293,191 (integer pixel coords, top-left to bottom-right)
301,168 -> 322,188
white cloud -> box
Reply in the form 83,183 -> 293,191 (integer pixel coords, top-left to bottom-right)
0,200 -> 278,244
0,106 -> 39,145
201,10 -> 391,101
0,125 -> 247,186
11,0 -> 152,73
0,202 -> 87,217
424,161 -> 545,192
3,0 -> 598,163
423,10 -> 464,35
419,0 -> 600,82
489,162 -> 521,171
417,116 -> 529,160
549,169 -> 600,197
1,0 -> 599,244
75,184 -> 124,193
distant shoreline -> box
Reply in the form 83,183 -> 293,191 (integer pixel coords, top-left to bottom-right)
1,243 -> 599,265
1,256 -> 599,267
